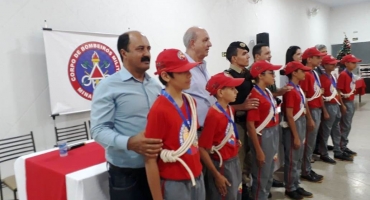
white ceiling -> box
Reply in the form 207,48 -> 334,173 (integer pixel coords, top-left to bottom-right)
311,0 -> 370,7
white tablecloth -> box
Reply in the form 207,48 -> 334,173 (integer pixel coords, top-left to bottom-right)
14,141 -> 110,200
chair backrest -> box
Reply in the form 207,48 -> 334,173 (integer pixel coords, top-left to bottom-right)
54,122 -> 89,144
0,132 -> 36,164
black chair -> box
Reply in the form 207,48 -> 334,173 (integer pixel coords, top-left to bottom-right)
0,132 -> 36,200
55,122 -> 89,144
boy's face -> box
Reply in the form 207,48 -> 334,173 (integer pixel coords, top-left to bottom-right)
293,69 -> 306,81
218,87 -> 238,103
345,62 -> 357,71
308,56 -> 322,67
260,70 -> 275,86
324,64 -> 336,72
170,71 -> 192,90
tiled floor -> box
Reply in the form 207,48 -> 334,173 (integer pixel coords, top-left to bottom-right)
271,95 -> 370,200
2,95 -> 369,200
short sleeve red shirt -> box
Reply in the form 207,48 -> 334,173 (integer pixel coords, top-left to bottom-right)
337,70 -> 355,101
299,71 -> 322,108
145,95 -> 202,180
247,88 -> 279,128
199,106 -> 239,161
282,82 -> 305,116
319,73 -> 340,104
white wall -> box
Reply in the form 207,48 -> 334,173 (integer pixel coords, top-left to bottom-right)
329,1 -> 370,45
0,0 -> 330,176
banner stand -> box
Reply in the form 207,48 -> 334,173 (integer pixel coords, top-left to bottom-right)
42,27 -> 121,119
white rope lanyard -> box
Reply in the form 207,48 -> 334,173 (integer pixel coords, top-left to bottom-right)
159,93 -> 198,186
210,106 -> 235,167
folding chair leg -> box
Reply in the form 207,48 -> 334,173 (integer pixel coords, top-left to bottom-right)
13,190 -> 17,200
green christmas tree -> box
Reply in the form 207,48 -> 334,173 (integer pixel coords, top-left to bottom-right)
336,34 -> 351,60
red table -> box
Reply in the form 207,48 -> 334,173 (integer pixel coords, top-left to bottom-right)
24,142 -> 105,200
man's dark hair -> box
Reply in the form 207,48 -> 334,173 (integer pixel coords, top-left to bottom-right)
302,59 -> 307,66
226,41 -> 249,63
158,72 -> 174,86
117,32 -> 130,61
252,43 -> 268,59
226,46 -> 238,62
285,46 -> 301,64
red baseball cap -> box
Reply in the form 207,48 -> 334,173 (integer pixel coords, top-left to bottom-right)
302,47 -> 326,59
249,60 -> 282,78
321,55 -> 339,65
284,61 -> 311,75
155,49 -> 200,75
206,72 -> 244,95
340,54 -> 362,64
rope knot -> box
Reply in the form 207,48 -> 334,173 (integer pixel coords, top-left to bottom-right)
160,150 -> 177,163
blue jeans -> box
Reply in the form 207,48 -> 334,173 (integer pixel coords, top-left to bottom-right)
108,164 -> 152,200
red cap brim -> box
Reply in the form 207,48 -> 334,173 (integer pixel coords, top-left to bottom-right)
155,62 -> 200,75
311,52 -> 327,57
300,66 -> 312,71
224,78 -> 244,87
323,60 -> 339,65
169,62 -> 200,73
353,58 -> 362,63
268,65 -> 283,71
341,58 -> 362,64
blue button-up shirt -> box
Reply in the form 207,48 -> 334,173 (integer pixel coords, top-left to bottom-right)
90,67 -> 162,168
184,53 -> 216,126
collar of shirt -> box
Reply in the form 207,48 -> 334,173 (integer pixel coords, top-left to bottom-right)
119,66 -> 151,82
229,64 -> 246,74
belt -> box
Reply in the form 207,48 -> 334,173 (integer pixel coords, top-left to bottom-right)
108,163 -> 145,173
197,127 -> 204,132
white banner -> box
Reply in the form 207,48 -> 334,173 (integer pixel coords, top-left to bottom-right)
43,30 -> 122,115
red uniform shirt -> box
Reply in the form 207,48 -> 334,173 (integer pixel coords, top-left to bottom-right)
299,71 -> 322,108
282,82 -> 305,117
320,73 -> 340,104
145,95 -> 202,180
247,88 -> 279,128
199,106 -> 239,161
337,70 -> 355,101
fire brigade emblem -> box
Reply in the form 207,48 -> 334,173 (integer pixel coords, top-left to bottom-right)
68,42 -> 120,100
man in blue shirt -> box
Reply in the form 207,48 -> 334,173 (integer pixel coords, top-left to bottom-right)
91,31 -> 163,200
183,26 -> 215,129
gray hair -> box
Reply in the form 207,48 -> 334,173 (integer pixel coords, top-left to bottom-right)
183,27 -> 200,49
315,44 -> 327,51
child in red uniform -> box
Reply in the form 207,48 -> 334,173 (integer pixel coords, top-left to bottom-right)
337,54 -> 362,157
281,61 -> 313,200
246,60 -> 281,200
299,47 -> 326,183
199,72 -> 244,200
145,49 -> 205,200
318,55 -> 353,163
